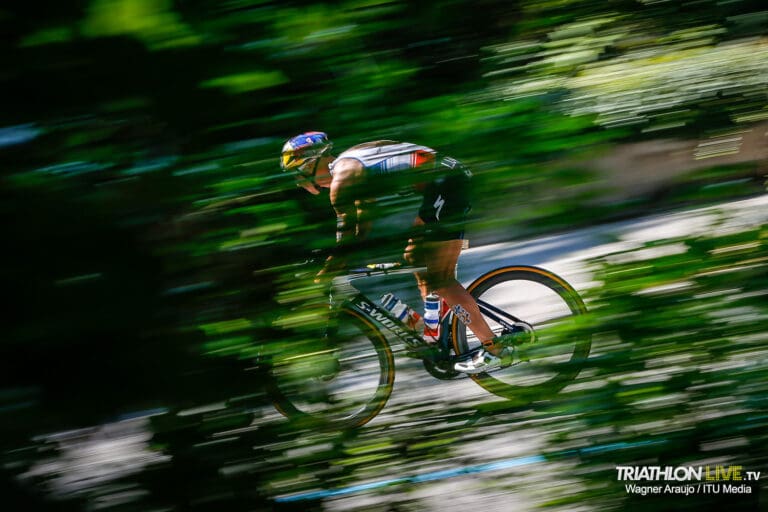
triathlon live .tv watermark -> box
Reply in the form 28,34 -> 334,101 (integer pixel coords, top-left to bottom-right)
616,465 -> 761,496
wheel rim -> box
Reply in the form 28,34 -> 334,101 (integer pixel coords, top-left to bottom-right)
273,310 -> 393,427
453,267 -> 590,400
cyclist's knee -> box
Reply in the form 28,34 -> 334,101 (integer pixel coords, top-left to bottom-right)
422,273 -> 458,292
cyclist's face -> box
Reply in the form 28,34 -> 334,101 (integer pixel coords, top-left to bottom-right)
291,158 -> 318,194
294,158 -> 331,195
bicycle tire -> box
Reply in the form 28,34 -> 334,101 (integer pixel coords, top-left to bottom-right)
451,266 -> 591,403
270,308 -> 395,430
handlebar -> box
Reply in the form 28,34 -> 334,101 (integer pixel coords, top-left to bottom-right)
349,262 -> 402,274
347,262 -> 426,279
254,258 -> 424,282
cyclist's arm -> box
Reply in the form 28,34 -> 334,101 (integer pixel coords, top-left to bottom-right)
355,198 -> 375,239
323,159 -> 367,272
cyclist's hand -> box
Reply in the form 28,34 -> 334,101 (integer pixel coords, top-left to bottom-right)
314,255 -> 347,284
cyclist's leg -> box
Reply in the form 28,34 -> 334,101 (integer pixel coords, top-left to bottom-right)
405,164 -> 502,355
404,210 -> 498,351
408,239 -> 500,354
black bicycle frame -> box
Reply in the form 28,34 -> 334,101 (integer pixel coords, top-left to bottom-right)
343,292 -> 523,354
346,292 -> 434,350
477,299 -> 523,332
336,259 -> 526,355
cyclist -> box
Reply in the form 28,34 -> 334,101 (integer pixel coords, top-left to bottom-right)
280,131 -> 510,373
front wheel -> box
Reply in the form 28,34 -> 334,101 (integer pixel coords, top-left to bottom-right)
452,266 -> 591,403
269,308 -> 395,430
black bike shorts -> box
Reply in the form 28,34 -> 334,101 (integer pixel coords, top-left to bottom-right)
418,158 -> 472,241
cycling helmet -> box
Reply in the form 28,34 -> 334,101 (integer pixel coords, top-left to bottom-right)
280,131 -> 333,174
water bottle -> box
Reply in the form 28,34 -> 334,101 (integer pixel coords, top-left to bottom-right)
423,292 -> 441,343
380,293 -> 421,329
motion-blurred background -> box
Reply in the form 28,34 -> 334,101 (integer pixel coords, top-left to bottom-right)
1,1 -> 766,510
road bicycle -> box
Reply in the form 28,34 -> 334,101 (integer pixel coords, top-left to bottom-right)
268,262 -> 591,430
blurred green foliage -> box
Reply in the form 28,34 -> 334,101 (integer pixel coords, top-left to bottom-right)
0,0 -> 766,510
547,222 -> 768,510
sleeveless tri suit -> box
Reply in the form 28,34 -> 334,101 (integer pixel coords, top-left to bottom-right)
329,141 -> 472,240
